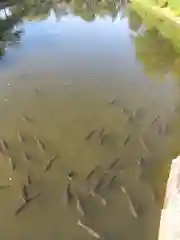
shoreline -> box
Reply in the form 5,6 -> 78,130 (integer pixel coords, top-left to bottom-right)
131,0 -> 180,26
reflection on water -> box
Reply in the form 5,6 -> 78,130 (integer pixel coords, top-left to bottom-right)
0,0 -> 180,239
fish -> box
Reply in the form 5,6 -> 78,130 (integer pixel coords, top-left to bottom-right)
64,183 -> 73,203
86,166 -> 100,181
43,155 -> 58,171
151,115 -> 160,125
68,171 -> 75,180
140,137 -> 149,153
15,201 -> 28,215
97,194 -> 107,206
0,139 -> 8,152
8,157 -> 16,171
132,109 -> 137,118
20,115 -> 32,122
127,114 -> 133,122
110,99 -> 116,105
22,185 -> 29,202
99,127 -> 106,145
18,131 -> 24,142
34,135 -> 45,152
76,197 -> 85,216
108,176 -> 117,189
121,186 -> 138,218
23,152 -> 31,161
99,134 -> 106,145
28,192 -> 40,202
99,127 -> 105,138
137,157 -> 145,167
77,220 -> 101,239
120,108 -> 126,113
15,193 -> 40,215
121,108 -> 131,115
136,158 -> 146,180
156,121 -> 168,135
85,130 -> 96,140
149,186 -> 156,201
27,175 -> 32,185
35,88 -> 41,93
94,172 -> 109,193
124,135 -> 131,145
89,188 -> 96,197
109,158 -> 120,169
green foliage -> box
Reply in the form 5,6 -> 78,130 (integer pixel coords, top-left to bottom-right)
129,4 -> 180,78
135,0 -> 180,15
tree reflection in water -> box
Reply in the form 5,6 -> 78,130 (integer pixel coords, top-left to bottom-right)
3,0 -> 180,79
128,6 -> 180,79
0,0 -> 130,58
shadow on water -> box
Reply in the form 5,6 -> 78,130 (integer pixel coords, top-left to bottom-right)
0,0 -> 180,239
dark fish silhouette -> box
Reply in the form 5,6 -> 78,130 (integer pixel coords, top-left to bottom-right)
43,155 -> 58,171
100,132 -> 107,145
22,185 -> 29,202
15,193 -> 40,215
151,115 -> 160,125
15,201 -> 28,215
99,127 -> 105,138
86,166 -> 100,181
110,99 -> 116,105
27,175 -> 32,185
94,172 -> 109,192
99,127 -> 106,145
137,157 -> 145,167
0,139 -> 8,152
124,135 -> 131,145
23,152 -> 31,161
35,88 -> 41,93
77,220 -> 101,239
34,135 -> 45,152
68,171 -> 75,180
64,183 -> 73,203
109,158 -> 120,169
18,131 -> 24,142
20,115 -> 32,122
8,157 -> 16,171
108,176 -> 117,189
85,130 -> 96,140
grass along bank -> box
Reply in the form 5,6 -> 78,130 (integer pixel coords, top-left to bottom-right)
130,0 -> 180,53
131,0 -> 180,25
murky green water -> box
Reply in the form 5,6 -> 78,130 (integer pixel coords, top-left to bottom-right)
1,1 -> 180,239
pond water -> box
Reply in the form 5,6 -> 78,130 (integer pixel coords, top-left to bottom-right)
0,1 -> 180,239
